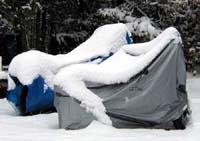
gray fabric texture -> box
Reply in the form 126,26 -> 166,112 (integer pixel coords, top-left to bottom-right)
54,40 -> 189,130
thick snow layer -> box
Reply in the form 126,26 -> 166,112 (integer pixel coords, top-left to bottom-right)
8,23 -> 131,90
0,71 -> 7,80
54,27 -> 181,125
0,75 -> 199,141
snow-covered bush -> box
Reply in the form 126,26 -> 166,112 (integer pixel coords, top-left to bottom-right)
99,7 -> 161,39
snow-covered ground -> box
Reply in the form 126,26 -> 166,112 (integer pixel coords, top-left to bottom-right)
0,74 -> 199,141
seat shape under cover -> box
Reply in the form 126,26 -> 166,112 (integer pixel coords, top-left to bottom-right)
54,27 -> 190,129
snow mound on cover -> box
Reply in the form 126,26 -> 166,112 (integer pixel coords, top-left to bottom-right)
8,23 -> 131,90
54,27 -> 182,125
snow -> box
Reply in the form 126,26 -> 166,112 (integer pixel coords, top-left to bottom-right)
8,23 -> 131,90
21,5 -> 32,10
35,2 -> 42,10
99,8 -> 161,39
0,74 -> 199,141
0,71 -> 7,80
53,27 -> 180,125
21,0 -> 42,11
56,33 -> 68,45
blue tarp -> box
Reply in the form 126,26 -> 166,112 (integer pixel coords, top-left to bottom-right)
7,76 -> 54,114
